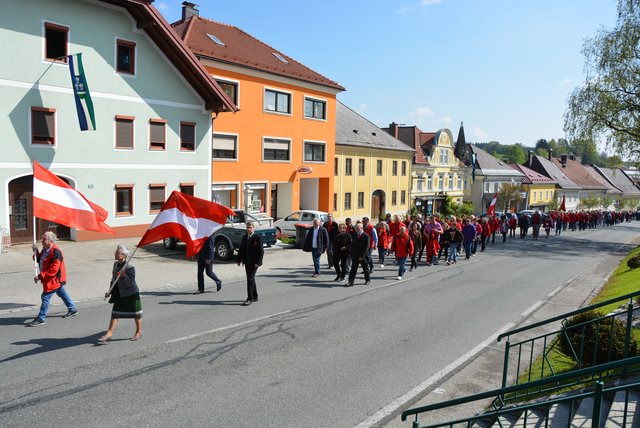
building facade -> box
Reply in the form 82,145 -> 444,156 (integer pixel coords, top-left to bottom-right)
1,0 -> 234,243
173,4 -> 344,220
334,102 -> 414,221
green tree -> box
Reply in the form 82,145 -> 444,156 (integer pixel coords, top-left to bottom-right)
564,0 -> 640,160
506,143 -> 526,164
497,183 -> 524,212
581,196 -> 600,209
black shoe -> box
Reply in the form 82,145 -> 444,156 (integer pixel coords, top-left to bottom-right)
63,310 -> 78,318
216,281 -> 222,292
253,297 -> 258,302
27,319 -> 45,327
193,290 -> 205,295
346,282 -> 354,287
364,280 -> 370,285
334,276 -> 341,282
242,299 -> 252,306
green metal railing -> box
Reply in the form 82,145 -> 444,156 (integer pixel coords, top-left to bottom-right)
401,357 -> 640,428
497,290 -> 640,391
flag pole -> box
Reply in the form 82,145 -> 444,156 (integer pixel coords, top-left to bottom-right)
32,216 -> 39,278
104,246 -> 139,300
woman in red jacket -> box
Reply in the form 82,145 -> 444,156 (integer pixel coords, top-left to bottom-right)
390,226 -> 414,280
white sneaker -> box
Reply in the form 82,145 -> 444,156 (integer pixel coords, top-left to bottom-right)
397,276 -> 402,280
380,264 -> 384,268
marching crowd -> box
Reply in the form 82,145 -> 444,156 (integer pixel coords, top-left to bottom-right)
301,209 -> 640,286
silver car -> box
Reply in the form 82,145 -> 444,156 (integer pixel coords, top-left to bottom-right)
273,210 -> 329,237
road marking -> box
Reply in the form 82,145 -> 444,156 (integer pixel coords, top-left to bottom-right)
548,285 -> 563,298
165,310 -> 291,344
353,322 -> 515,428
521,300 -> 545,317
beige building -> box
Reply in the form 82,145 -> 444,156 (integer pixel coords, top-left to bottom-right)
334,102 -> 414,221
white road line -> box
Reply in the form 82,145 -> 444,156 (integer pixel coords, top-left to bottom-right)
165,310 -> 291,344
353,322 -> 515,428
521,300 -> 545,317
548,285 -> 563,298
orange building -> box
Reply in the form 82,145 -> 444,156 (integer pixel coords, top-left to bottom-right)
173,4 -> 345,219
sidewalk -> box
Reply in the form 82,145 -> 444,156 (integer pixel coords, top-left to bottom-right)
0,237 -> 308,314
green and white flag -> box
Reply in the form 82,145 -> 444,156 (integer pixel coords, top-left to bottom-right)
68,53 -> 96,131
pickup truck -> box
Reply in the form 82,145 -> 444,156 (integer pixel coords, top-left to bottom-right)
162,209 -> 278,261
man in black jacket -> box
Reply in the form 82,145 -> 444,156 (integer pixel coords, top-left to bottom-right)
346,222 -> 371,287
323,214 -> 338,268
193,235 -> 222,294
237,222 -> 264,306
303,218 -> 329,277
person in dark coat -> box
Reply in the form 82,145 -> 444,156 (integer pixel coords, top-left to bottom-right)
323,214 -> 338,268
193,235 -> 222,294
303,218 -> 329,277
99,244 -> 142,343
237,222 -> 264,306
518,213 -> 530,239
346,222 -> 371,287
332,224 -> 352,282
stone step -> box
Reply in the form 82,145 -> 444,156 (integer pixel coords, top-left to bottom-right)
548,402 -> 574,428
606,389 -> 640,427
511,408 -> 546,428
570,396 -> 595,427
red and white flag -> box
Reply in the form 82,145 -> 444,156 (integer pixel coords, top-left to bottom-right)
487,192 -> 498,216
33,161 -> 115,234
137,191 -> 234,257
560,195 -> 566,212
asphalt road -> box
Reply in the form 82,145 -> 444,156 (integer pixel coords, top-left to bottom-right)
1,223 -> 638,428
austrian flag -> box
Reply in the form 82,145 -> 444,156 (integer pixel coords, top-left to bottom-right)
137,191 -> 235,257
487,192 -> 498,216
33,161 -> 115,234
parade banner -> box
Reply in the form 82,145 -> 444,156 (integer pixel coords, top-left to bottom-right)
68,53 -> 96,131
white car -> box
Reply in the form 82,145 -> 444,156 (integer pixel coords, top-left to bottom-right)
273,210 -> 329,237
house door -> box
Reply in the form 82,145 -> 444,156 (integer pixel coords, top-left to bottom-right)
371,190 -> 385,221
9,176 -> 70,243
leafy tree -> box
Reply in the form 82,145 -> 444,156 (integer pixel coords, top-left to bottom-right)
535,139 -> 549,151
564,0 -> 640,160
600,195 -> 614,209
570,139 -> 600,165
506,143 -> 526,164
581,196 -> 601,209
497,183 -> 524,212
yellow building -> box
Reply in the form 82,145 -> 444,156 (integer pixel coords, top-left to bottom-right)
510,163 -> 557,211
334,102 -> 414,221
383,123 -> 469,215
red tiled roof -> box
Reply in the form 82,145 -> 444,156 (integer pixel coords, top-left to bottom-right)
172,16 -> 345,91
550,158 -> 608,190
510,163 -> 556,185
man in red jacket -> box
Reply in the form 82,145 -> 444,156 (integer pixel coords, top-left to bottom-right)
390,226 -> 413,280
29,231 -> 78,327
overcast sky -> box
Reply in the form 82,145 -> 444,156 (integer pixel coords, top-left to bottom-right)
158,0 -> 618,147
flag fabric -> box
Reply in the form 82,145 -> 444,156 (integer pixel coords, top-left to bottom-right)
560,195 -> 566,212
137,191 -> 235,257
471,153 -> 477,183
68,53 -> 96,131
487,192 -> 498,216
33,161 -> 115,234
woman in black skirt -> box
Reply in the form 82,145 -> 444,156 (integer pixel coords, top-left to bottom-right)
98,244 -> 142,344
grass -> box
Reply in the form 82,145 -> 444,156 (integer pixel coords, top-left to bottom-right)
509,245 -> 640,390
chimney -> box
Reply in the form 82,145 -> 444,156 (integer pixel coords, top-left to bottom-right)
548,148 -> 553,161
182,2 -> 199,21
527,150 -> 533,167
561,154 -> 568,167
389,122 -> 399,139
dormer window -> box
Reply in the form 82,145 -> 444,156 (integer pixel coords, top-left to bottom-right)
207,34 -> 225,46
273,53 -> 288,63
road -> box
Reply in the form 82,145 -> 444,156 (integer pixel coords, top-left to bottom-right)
1,223 -> 638,428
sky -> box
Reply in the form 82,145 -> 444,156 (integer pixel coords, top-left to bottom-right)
157,0 -> 619,148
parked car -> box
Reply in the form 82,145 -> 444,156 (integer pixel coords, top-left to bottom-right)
162,209 -> 277,261
273,210 -> 329,237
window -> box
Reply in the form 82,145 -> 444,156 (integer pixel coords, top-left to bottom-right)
464,177 -> 468,190
344,192 -> 352,210
392,161 -> 398,176
401,190 -> 406,205
44,22 -> 68,62
448,174 -> 454,190
457,177 -> 462,190
401,161 -> 407,176
376,160 -> 383,176
116,39 -> 136,74
438,176 -> 444,190
392,191 -> 397,205
358,159 -> 365,176
485,182 -> 490,193
345,158 -> 352,176
263,137 -> 290,161
180,122 -> 195,151
115,185 -> 133,216
180,183 -> 195,196
439,149 -> 449,165
358,192 -> 365,209
149,119 -> 166,150
304,97 -> 326,120
264,89 -> 291,114
427,175 -> 433,190
304,141 -> 325,162
213,134 -> 237,159
207,34 -> 225,46
31,107 -> 55,145
216,79 -> 238,105
149,184 -> 166,213
115,116 -> 134,149
333,193 -> 337,212
417,179 -> 423,191
334,158 -> 338,176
